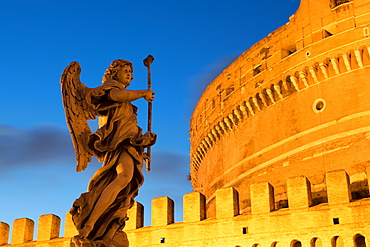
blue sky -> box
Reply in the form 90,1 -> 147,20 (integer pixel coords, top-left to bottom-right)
0,0 -> 300,233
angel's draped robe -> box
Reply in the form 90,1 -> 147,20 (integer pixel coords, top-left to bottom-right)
70,79 -> 154,240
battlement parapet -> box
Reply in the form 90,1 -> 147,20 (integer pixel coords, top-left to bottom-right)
1,169 -> 370,246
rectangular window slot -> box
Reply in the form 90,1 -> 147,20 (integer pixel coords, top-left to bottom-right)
333,218 -> 340,225
160,237 -> 165,243
242,227 -> 248,234
281,44 -> 297,59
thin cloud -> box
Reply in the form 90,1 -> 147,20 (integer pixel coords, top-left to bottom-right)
0,125 -> 191,184
0,125 -> 74,171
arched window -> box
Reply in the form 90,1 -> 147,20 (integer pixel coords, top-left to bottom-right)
331,236 -> 344,247
311,237 -> 323,247
252,244 -> 261,247
291,240 -> 302,247
354,234 -> 366,247
271,241 -> 281,247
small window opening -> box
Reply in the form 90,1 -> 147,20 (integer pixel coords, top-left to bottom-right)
253,65 -> 262,76
323,29 -> 333,38
333,218 -> 340,225
354,234 -> 366,247
313,98 -> 326,113
292,240 -> 302,247
316,101 -> 325,111
160,237 -> 165,243
330,0 -> 351,8
242,227 -> 248,234
281,44 -> 297,59
323,24 -> 337,38
332,236 -> 343,247
226,86 -> 234,96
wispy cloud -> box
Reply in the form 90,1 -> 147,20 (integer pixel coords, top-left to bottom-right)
0,125 -> 190,184
0,125 -> 74,171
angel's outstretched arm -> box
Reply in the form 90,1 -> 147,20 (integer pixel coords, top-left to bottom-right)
108,89 -> 155,103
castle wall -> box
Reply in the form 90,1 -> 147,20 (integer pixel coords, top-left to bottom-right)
189,0 -> 370,217
1,170 -> 370,247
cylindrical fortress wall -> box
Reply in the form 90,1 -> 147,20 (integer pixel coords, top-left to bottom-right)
189,0 -> 370,217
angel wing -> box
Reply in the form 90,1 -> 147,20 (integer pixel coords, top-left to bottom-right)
61,62 -> 97,172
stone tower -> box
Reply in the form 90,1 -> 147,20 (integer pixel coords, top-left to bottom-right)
189,0 -> 370,217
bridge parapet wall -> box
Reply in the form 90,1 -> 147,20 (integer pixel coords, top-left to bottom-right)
1,170 -> 370,246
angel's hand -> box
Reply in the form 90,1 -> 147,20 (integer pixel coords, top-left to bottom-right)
143,131 -> 157,140
144,90 -> 155,102
143,153 -> 151,163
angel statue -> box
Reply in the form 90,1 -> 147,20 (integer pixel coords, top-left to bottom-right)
61,59 -> 157,247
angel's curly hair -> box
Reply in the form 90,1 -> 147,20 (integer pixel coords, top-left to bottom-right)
102,59 -> 134,82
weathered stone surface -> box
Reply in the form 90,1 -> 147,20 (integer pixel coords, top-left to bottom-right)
37,214 -> 60,241
151,196 -> 174,226
0,222 -> 10,245
11,218 -> 34,244
61,58 -> 156,247
189,0 -> 370,218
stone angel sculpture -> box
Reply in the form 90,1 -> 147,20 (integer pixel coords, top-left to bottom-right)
61,59 -> 156,247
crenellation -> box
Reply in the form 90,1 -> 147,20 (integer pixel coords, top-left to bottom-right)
64,212 -> 78,238
287,175 -> 313,209
250,182 -> 275,214
215,187 -> 239,218
37,214 -> 60,241
11,218 -> 34,244
126,201 -> 144,230
151,196 -> 174,227
326,169 -> 352,205
0,222 -> 9,245
2,170 -> 370,247
183,192 -> 206,222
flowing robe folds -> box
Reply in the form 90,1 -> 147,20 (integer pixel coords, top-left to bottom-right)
70,79 -> 155,240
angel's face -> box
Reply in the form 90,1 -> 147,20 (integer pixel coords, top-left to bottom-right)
117,65 -> 133,87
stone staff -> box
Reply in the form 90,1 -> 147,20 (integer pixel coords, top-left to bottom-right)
143,54 -> 154,171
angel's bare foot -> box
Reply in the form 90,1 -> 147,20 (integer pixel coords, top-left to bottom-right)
79,225 -> 93,238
